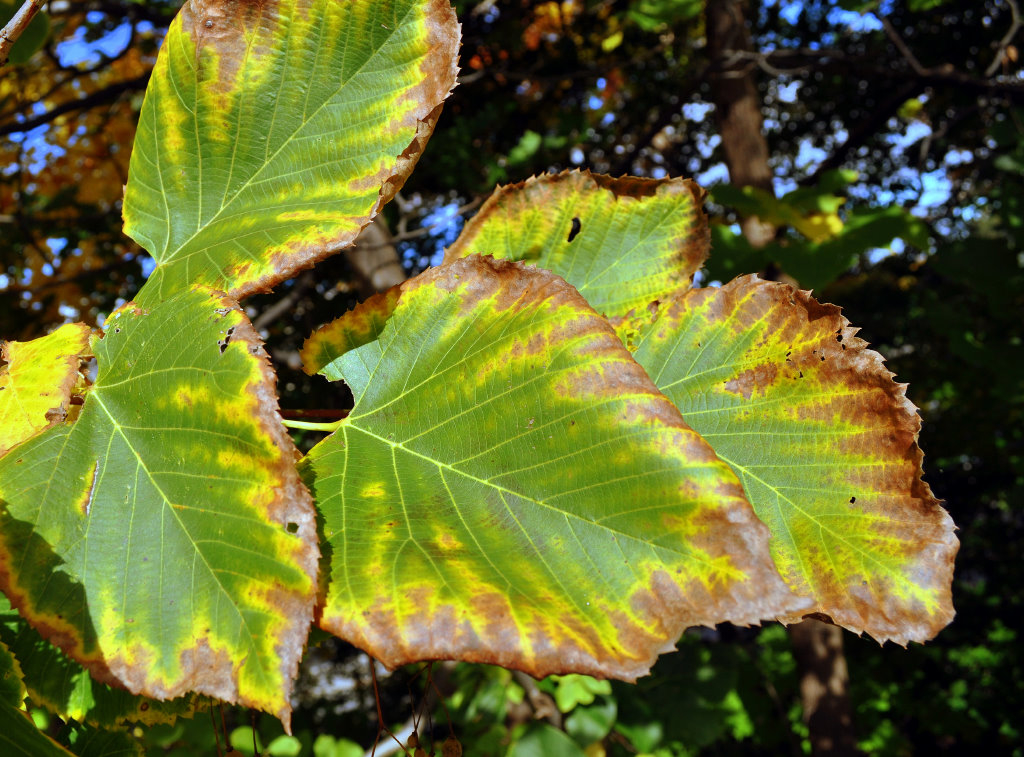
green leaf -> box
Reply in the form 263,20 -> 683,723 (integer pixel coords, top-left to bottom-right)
508,723 -> 586,757
0,700 -> 75,757
0,635 -> 26,707
123,0 -> 460,304
622,275 -> 958,643
0,593 -> 200,728
301,255 -> 801,680
444,171 -> 708,319
0,289 -> 318,726
0,323 -> 91,456
67,728 -> 143,757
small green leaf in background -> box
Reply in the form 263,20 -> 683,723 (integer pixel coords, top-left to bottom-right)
508,723 -> 586,757
565,697 -> 617,745
552,674 -> 611,713
313,734 -> 363,757
123,0 -> 460,304
0,322 -> 90,455
445,171 -> 708,318
303,255 -> 802,680
624,275 -> 958,643
0,289 -> 318,726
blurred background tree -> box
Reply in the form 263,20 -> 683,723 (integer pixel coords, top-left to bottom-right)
1,0 -> 1021,754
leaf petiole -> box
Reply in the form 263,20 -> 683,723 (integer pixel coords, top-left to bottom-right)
281,418 -> 345,432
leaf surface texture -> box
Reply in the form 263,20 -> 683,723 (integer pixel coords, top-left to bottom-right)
302,256 -> 801,678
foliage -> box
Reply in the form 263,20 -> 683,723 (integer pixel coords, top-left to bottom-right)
6,0 -> 1021,754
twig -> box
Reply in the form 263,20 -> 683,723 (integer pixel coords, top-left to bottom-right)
0,71 -> 151,136
252,272 -> 314,330
881,17 -> 928,76
0,0 -> 45,69
985,0 -> 1022,77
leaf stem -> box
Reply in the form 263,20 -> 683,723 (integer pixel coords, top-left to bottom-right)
281,418 -> 346,432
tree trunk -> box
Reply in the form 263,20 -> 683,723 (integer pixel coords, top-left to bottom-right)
705,0 -> 775,248
790,620 -> 860,756
345,215 -> 407,294
705,3 -> 860,754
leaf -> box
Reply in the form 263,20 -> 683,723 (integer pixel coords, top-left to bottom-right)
0,636 -> 26,707
0,594 -> 199,728
623,275 -> 958,643
0,700 -> 75,757
444,171 -> 708,319
509,723 -> 587,757
67,727 -> 143,757
0,289 -> 318,727
0,323 -> 91,456
122,0 -> 460,304
301,255 -> 802,680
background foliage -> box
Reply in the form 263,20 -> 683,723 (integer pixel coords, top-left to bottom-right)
1,0 -> 1021,754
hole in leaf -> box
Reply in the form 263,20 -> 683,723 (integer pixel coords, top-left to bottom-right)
286,522 -> 299,534
567,216 -> 582,242
849,496 -> 856,504
835,332 -> 843,343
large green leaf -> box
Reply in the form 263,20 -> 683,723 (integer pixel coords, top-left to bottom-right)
301,256 -> 802,679
0,289 -> 317,726
123,0 -> 460,304
444,171 -> 708,319
621,275 -> 957,643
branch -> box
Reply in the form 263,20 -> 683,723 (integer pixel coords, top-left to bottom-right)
0,71 -> 151,136
881,16 -> 928,77
985,0 -> 1022,77
0,0 -> 45,68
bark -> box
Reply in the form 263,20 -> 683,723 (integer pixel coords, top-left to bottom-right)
704,3 -> 860,754
706,0 -> 774,248
345,216 -> 407,295
790,620 -> 861,756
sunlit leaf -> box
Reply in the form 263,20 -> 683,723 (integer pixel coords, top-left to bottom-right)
622,275 -> 958,643
444,171 -> 708,319
0,323 -> 91,456
302,256 -> 802,679
0,289 -> 317,726
123,0 -> 460,304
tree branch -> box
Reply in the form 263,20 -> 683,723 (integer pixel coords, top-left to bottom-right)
0,0 -> 45,68
881,16 -> 928,77
985,0 -> 1022,77
0,71 -> 151,136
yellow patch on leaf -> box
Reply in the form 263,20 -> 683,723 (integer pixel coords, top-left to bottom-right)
0,323 -> 92,456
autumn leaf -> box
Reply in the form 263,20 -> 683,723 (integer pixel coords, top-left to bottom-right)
0,323 -> 91,456
0,289 -> 317,727
123,0 -> 460,304
301,256 -> 804,679
622,275 -> 958,643
0,593 -> 200,728
445,171 -> 708,319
